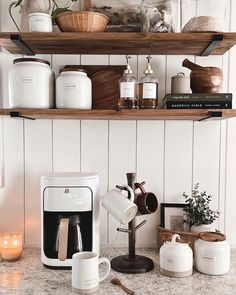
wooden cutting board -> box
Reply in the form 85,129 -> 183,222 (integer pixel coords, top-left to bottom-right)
61,65 -> 125,109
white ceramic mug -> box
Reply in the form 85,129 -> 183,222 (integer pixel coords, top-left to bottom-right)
72,252 -> 111,294
102,185 -> 138,224
28,13 -> 53,32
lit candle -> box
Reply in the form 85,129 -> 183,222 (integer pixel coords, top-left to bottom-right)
0,232 -> 23,261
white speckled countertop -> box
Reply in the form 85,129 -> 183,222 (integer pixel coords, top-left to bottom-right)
0,248 -> 236,295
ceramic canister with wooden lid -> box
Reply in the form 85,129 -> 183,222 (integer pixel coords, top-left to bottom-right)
194,232 -> 230,276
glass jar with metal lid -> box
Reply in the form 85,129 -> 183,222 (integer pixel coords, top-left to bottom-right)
8,58 -> 54,108
56,69 -> 92,109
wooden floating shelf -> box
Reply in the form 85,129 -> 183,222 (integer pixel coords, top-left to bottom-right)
1,108 -> 236,121
0,32 -> 236,56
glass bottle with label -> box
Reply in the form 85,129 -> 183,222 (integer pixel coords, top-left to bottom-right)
139,56 -> 158,109
118,56 -> 138,109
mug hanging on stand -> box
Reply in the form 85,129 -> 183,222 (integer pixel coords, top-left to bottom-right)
135,182 -> 158,215
102,185 -> 138,224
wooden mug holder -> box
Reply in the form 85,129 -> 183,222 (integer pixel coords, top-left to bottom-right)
110,173 -> 154,274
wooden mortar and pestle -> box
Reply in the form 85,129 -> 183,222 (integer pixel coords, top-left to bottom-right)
182,58 -> 223,93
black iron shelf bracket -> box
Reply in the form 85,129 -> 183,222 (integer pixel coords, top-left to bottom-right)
200,34 -> 224,56
10,111 -> 35,120
198,111 -> 223,122
10,34 -> 35,56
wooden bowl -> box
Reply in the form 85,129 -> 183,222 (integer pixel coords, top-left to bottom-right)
182,58 -> 223,93
190,67 -> 223,93
56,11 -> 109,32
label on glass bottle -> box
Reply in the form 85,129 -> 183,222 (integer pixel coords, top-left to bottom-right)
142,83 -> 157,99
120,82 -> 135,98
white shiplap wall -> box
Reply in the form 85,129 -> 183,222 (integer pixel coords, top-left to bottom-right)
1,0 -> 236,247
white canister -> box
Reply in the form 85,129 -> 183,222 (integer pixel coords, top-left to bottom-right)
194,232 -> 230,276
191,223 -> 215,233
9,58 -> 54,108
56,70 -> 92,109
171,72 -> 190,94
160,234 -> 193,278
28,13 -> 53,32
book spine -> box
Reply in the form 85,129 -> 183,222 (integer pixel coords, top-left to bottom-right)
164,93 -> 232,101
166,101 -> 232,109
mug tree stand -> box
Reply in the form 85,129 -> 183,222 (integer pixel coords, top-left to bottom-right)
111,173 -> 154,274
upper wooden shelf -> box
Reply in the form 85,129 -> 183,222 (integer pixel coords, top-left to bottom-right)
1,108 -> 236,121
0,32 -> 236,56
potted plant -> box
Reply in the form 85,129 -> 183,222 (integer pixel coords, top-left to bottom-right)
50,0 -> 80,20
182,183 -> 220,233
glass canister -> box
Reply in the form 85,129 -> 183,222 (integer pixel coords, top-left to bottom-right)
141,0 -> 179,32
181,0 -> 226,32
56,69 -> 92,109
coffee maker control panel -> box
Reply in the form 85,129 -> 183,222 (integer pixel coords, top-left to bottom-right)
43,186 -> 92,212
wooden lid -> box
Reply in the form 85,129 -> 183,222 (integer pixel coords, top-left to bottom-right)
59,67 -> 87,74
13,58 -> 50,66
199,232 -> 226,242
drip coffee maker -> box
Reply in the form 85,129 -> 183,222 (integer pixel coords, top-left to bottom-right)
41,172 -> 100,268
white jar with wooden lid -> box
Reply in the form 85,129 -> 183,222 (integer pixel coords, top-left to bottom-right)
194,232 -> 230,275
56,69 -> 92,109
8,58 -> 54,108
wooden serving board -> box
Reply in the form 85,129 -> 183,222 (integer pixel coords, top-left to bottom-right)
61,65 -> 125,109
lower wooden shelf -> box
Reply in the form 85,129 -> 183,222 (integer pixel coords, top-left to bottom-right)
0,108 -> 236,121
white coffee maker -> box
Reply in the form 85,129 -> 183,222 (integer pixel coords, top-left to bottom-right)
41,172 -> 100,268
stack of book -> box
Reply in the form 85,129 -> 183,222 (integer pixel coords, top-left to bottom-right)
160,93 -> 232,109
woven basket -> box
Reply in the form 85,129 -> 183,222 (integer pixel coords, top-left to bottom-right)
157,225 -> 199,252
56,11 -> 109,32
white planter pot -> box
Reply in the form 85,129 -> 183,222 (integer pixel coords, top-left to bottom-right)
191,224 -> 215,233
28,13 -> 53,32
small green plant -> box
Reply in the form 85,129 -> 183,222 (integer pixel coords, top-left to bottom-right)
183,183 -> 220,227
50,0 -> 79,20
13,0 -> 80,20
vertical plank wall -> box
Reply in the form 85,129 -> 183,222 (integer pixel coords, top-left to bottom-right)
0,0 -> 236,247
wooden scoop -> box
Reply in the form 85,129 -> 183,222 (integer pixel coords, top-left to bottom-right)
111,277 -> 135,295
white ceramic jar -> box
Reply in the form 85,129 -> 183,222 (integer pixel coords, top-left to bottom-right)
171,72 -> 190,94
28,13 -> 53,32
191,223 -> 215,233
160,234 -> 193,278
9,58 -> 54,108
194,232 -> 230,276
56,70 -> 92,109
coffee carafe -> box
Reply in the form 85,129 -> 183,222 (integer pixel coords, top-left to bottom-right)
41,172 -> 99,268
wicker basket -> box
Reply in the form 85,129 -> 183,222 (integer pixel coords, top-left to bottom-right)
56,11 -> 109,32
157,225 -> 199,252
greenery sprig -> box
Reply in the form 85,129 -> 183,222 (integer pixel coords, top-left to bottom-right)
13,0 -> 80,20
183,183 -> 220,227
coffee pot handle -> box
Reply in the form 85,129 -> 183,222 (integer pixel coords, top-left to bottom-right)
9,1 -> 21,31
58,218 -> 69,261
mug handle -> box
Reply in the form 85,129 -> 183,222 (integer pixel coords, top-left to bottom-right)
121,185 -> 135,203
98,257 -> 111,282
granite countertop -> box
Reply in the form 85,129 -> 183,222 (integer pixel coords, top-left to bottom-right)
0,248 -> 236,295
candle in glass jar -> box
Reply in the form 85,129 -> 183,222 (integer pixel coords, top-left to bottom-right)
0,232 -> 23,261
